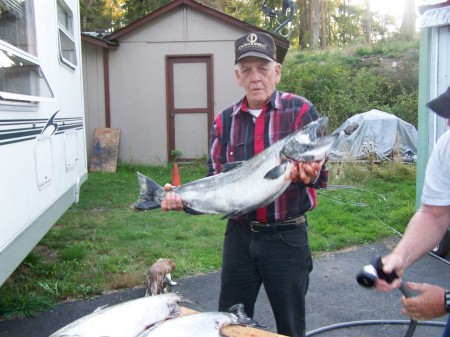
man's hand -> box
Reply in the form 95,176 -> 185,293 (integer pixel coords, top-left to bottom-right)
375,253 -> 405,291
160,184 -> 183,212
290,160 -> 324,184
401,282 -> 447,320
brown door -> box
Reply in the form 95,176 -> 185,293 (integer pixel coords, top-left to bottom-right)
166,55 -> 214,162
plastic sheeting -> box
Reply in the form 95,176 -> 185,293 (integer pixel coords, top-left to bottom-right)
329,109 -> 418,162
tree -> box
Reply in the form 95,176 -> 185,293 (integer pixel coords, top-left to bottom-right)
80,0 -> 125,32
331,1 -> 373,46
320,0 -> 327,48
400,0 -> 416,39
226,0 -> 263,27
80,0 -> 107,32
203,0 -> 225,12
371,12 -> 397,41
106,0 -> 126,30
298,0 -> 310,49
121,0 -> 171,26
310,0 -> 320,49
79,0 -> 408,48
365,0 -> 371,43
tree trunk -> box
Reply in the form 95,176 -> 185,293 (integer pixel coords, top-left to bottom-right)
311,0 -> 320,49
298,0 -> 310,49
320,0 -> 327,48
365,0 -> 371,43
400,0 -> 416,39
308,0 -> 315,47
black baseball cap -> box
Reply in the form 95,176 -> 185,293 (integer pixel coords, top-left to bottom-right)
234,32 -> 277,64
426,87 -> 450,118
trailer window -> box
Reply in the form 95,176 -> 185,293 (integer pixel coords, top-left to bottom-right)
0,48 -> 53,100
0,0 -> 53,102
0,0 -> 36,55
57,1 -> 77,69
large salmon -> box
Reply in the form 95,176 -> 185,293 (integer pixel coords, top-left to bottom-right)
137,312 -> 239,337
134,117 -> 337,218
49,293 -> 182,337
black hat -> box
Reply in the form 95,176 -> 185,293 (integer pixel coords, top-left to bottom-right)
234,32 -> 277,64
426,87 -> 450,118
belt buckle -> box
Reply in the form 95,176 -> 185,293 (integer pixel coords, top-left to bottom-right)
250,221 -> 267,233
250,221 -> 259,232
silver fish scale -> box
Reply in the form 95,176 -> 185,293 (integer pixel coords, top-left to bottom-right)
173,138 -> 290,217
138,312 -> 238,337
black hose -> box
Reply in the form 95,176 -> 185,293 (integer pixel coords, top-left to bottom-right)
398,283 -> 417,337
306,319 -> 445,336
306,282 -> 436,337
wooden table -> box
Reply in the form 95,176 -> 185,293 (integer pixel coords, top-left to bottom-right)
180,307 -> 288,337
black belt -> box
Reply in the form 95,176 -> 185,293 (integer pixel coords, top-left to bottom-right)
249,215 -> 306,233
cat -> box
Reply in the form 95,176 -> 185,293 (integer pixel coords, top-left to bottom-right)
145,258 -> 177,296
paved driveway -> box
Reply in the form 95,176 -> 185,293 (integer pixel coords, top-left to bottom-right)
1,238 -> 449,337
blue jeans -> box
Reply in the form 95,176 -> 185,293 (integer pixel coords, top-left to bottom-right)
442,315 -> 450,337
218,219 -> 313,337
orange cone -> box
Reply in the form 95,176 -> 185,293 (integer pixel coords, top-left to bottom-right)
171,163 -> 181,186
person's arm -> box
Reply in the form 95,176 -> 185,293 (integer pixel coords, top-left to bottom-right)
162,115 -> 224,212
376,204 -> 450,291
392,205 -> 450,267
206,114 -> 225,177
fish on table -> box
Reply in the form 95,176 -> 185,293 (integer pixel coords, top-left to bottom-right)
134,117 -> 337,218
137,311 -> 240,337
49,293 -> 182,337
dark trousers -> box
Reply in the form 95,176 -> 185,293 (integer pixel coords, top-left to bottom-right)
218,219 -> 313,337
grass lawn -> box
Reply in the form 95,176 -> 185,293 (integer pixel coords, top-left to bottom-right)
0,160 -> 416,318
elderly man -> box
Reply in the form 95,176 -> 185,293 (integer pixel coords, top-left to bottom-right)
162,32 -> 328,337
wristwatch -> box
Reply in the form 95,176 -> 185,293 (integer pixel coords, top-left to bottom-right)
445,290 -> 450,313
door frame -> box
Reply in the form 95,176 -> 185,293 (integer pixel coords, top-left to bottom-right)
165,54 -> 214,162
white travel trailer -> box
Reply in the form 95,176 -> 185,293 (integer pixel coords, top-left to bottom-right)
0,0 -> 87,286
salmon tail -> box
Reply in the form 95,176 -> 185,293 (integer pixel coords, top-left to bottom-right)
134,172 -> 164,210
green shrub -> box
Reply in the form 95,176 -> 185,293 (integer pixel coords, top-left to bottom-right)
280,38 -> 419,130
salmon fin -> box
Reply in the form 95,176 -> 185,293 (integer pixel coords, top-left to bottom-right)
263,161 -> 288,180
134,172 -> 164,210
222,161 -> 245,172
184,207 -> 205,215
168,302 -> 181,318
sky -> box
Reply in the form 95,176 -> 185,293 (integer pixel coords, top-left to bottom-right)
370,0 -> 405,19
353,0 -> 422,27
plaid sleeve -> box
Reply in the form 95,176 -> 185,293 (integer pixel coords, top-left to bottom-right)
207,119 -> 222,176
